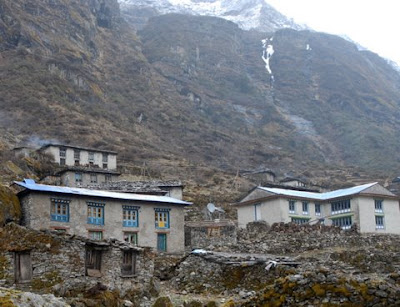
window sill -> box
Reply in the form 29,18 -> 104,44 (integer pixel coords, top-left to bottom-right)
155,229 -> 170,233
120,274 -> 137,278
86,269 -> 102,277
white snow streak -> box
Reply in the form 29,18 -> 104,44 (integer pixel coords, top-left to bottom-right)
261,37 -> 274,76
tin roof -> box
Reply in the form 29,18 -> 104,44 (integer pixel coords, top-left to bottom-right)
15,179 -> 191,206
258,182 -> 378,201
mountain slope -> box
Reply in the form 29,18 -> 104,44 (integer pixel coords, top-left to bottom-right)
138,14 -> 400,170
1,0 -> 400,187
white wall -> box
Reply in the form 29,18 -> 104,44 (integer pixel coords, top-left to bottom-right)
357,196 -> 400,234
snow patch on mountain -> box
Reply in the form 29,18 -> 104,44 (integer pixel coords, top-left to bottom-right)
119,0 -> 307,32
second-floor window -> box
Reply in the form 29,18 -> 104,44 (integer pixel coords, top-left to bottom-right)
375,200 -> 383,213
315,203 -> 321,216
123,206 -> 139,227
87,202 -> 105,225
331,199 -> 351,215
288,200 -> 295,213
102,153 -> 108,162
59,148 -> 66,165
302,202 -> 309,215
89,152 -> 95,162
50,198 -> 70,222
155,209 -> 170,229
74,150 -> 80,165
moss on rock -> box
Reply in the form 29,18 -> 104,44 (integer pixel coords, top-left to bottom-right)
0,185 -> 21,226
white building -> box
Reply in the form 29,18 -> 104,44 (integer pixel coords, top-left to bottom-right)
40,144 -> 117,170
233,182 -> 400,234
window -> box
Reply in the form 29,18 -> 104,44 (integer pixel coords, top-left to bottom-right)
123,206 -> 139,227
155,209 -> 170,229
375,200 -> 383,213
90,173 -> 98,183
50,198 -> 70,222
89,152 -> 95,162
302,202 -> 309,215
157,233 -> 167,252
85,247 -> 102,276
122,251 -> 137,276
291,217 -> 309,225
59,147 -> 66,157
88,230 -> 103,240
254,203 -> 261,221
59,148 -> 66,165
124,232 -> 138,246
315,203 -> 321,216
75,172 -> 82,183
87,202 -> 105,225
15,251 -> 32,283
105,174 -> 111,183
332,216 -> 352,230
103,163 -> 108,169
288,200 -> 296,213
102,153 -> 108,162
331,199 -> 351,215
375,216 -> 384,229
74,150 -> 80,165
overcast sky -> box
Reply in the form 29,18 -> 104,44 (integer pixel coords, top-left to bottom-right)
267,0 -> 400,64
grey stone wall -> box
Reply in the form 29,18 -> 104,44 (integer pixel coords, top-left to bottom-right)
0,223 -> 154,297
185,221 -> 237,250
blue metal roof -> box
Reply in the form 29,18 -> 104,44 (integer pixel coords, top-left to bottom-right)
15,179 -> 192,206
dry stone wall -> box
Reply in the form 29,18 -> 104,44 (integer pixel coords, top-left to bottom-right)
0,223 -> 154,301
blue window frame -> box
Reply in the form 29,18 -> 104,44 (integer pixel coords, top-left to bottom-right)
155,208 -> 170,229
123,206 -> 139,227
87,202 -> 105,225
50,198 -> 70,222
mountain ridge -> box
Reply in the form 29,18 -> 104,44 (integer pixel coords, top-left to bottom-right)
119,0 -> 306,32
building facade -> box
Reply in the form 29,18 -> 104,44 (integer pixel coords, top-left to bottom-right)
233,182 -> 400,234
57,168 -> 121,187
15,179 -> 191,253
40,144 -> 117,170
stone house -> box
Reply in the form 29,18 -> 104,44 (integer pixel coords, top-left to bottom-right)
241,169 -> 276,184
56,167 -> 121,187
40,144 -> 117,170
0,223 -> 154,297
15,179 -> 191,254
279,177 -> 307,188
233,182 -> 400,234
